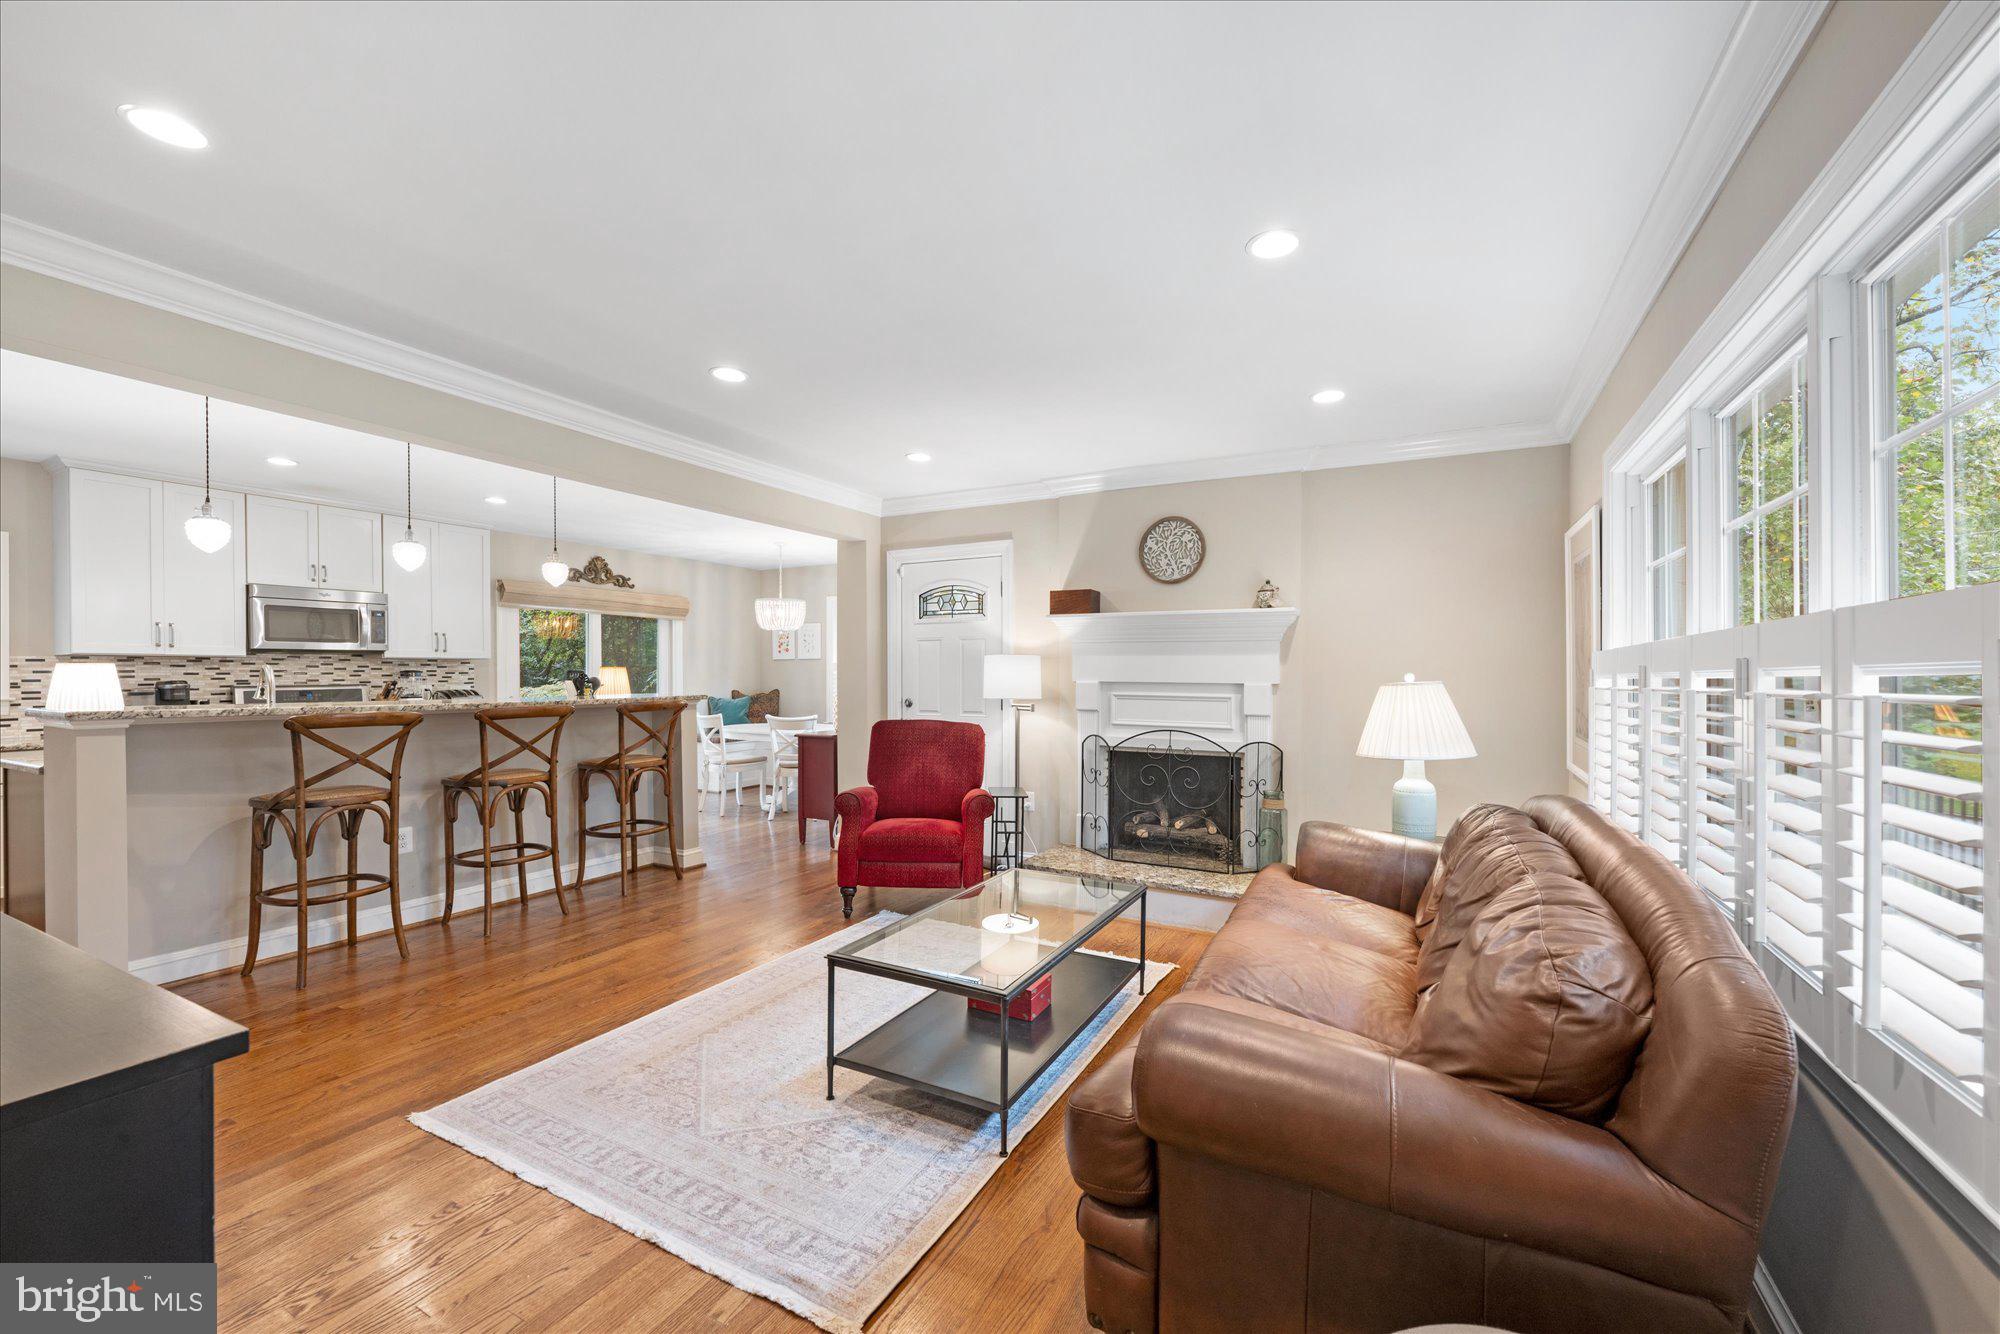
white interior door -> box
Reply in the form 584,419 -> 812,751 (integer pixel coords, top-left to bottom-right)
895,553 -> 1006,785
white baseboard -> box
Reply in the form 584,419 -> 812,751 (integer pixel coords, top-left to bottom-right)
130,842 -> 705,985
1752,1260 -> 1801,1334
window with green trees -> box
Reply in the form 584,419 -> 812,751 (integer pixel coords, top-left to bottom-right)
1879,173 -> 1999,597
1723,354 -> 1808,625
516,608 -> 670,694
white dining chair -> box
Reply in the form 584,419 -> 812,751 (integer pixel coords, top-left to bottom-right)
762,715 -> 818,820
697,712 -> 764,814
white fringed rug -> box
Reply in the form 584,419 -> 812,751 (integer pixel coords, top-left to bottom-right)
412,912 -> 1169,1333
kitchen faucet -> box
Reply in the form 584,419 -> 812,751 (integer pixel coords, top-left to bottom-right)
260,664 -> 277,704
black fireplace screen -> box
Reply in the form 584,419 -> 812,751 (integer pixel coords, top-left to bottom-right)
1081,731 -> 1283,875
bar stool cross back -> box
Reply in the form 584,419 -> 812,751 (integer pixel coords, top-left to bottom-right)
443,703 -> 575,934
575,698 -> 687,896
242,711 -> 424,989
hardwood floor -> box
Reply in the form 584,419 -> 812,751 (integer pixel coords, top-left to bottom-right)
172,803 -> 1207,1332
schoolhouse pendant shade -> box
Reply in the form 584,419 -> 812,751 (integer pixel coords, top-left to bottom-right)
541,474 -> 568,586
390,443 -> 428,572
183,396 -> 232,553
755,543 -> 806,632
1356,675 -> 1476,760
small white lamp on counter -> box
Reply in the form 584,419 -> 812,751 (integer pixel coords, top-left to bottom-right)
1356,673 -> 1475,842
982,654 -> 1043,788
596,665 -> 633,698
45,662 -> 126,714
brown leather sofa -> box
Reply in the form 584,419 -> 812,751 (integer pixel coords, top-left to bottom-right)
1066,795 -> 1796,1333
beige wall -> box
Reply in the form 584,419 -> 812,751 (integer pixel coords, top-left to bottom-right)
1567,0 -> 1945,522
882,449 -> 1568,853
0,459 -> 54,658
752,564 -> 839,720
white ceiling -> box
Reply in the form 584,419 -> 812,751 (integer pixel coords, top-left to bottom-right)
0,1 -> 1780,512
0,350 -> 837,568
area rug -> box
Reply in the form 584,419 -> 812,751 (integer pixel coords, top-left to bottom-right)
411,912 -> 1171,1333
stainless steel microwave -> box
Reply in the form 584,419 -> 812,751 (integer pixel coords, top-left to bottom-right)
246,584 -> 388,652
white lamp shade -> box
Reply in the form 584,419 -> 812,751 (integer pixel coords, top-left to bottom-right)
597,665 -> 632,697
754,597 -> 807,632
46,662 -> 125,712
391,531 -> 428,572
1356,675 -> 1476,761
183,503 -> 232,554
983,654 -> 1043,701
540,556 -> 569,587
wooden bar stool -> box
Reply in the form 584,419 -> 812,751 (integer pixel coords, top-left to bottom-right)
242,711 -> 424,989
574,698 -> 687,896
442,703 -> 574,935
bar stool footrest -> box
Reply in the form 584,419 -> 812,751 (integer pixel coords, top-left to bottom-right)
448,840 -> 557,869
581,817 -> 670,839
252,871 -> 394,909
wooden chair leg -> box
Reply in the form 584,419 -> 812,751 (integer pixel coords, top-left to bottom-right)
384,807 -> 409,960
242,817 -> 266,977
443,788 -> 458,922
512,791 -> 529,911
295,834 -> 311,990
660,768 -> 682,881
479,792 -> 495,937
545,783 -> 568,915
618,771 -> 634,897
573,769 -> 591,893
345,813 -> 360,947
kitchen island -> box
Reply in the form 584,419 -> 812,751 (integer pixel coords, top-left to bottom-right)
25,692 -> 702,981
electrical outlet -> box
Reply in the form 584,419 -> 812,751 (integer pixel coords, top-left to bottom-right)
1023,791 -> 1036,811
398,826 -> 415,854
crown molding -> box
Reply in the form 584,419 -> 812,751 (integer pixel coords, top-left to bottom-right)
0,218 -> 888,518
879,420 -> 1564,517
1552,0 -> 1829,441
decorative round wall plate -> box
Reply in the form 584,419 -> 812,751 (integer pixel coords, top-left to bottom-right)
1138,515 -> 1205,584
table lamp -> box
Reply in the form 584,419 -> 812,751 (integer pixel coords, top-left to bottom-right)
1355,673 -> 1475,841
45,662 -> 126,713
982,654 -> 1042,788
597,665 -> 633,698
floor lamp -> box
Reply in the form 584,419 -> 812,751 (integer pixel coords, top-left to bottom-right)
982,654 -> 1043,788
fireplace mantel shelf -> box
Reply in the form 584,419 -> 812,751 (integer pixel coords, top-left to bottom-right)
1051,606 -> 1299,646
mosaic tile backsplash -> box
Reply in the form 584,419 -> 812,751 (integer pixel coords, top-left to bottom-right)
1,654 -> 479,745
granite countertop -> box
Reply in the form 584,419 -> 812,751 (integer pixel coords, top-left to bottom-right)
26,692 -> 707,726
0,736 -> 44,753
1023,843 -> 1257,901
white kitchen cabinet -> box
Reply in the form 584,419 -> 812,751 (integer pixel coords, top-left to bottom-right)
245,494 -> 316,587
157,483 -> 247,655
247,496 -> 382,591
379,519 -> 490,659
54,468 -> 246,656
317,505 -> 382,590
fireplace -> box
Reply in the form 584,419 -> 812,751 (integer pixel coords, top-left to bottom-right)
1081,730 -> 1283,875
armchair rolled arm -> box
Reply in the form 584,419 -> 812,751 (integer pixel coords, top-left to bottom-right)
1291,819 -> 1438,915
1132,996 -> 1756,1304
958,788 -> 994,886
835,785 -> 879,888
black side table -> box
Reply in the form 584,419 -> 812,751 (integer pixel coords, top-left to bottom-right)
985,786 -> 1030,871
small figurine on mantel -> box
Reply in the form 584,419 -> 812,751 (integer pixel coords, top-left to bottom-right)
1254,579 -> 1282,609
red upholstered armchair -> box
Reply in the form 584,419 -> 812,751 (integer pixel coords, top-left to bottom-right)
835,720 -> 993,917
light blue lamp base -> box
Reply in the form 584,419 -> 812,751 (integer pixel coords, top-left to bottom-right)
1390,760 -> 1438,842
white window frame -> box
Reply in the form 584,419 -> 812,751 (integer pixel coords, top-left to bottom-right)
1718,344 -> 1811,626
1864,159 -> 2000,600
1642,450 -> 1690,641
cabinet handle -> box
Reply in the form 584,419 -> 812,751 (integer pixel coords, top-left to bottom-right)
153,622 -> 161,647
442,631 -> 448,653
168,622 -> 176,648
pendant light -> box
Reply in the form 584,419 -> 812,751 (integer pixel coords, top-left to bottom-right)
183,397 -> 232,553
540,475 -> 569,587
754,542 -> 807,632
390,443 -> 428,572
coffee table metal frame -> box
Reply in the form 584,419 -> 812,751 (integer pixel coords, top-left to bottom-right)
825,873 -> 1148,1155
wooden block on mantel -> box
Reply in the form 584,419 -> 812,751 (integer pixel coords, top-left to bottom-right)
1050,589 -> 1102,615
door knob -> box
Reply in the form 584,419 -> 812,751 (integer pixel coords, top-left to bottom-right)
903,698 -> 914,708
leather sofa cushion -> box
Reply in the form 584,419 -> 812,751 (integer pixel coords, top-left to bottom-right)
1066,1047 -> 1155,1208
1416,814 -> 1584,993
1232,866 -> 1420,959
1414,803 -> 1539,937
1185,915 -> 1417,1049
857,816 -> 963,862
1403,872 -> 1653,1121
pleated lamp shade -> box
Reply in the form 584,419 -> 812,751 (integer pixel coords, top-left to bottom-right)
597,665 -> 632,697
1356,675 -> 1476,761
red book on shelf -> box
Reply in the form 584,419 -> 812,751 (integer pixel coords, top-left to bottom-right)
969,973 -> 1052,1021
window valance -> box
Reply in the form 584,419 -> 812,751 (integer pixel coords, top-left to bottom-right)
495,579 -> 690,619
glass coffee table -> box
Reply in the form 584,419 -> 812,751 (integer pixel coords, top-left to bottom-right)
826,867 -> 1149,1155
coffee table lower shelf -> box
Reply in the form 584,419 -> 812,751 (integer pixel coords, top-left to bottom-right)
828,949 -> 1141,1154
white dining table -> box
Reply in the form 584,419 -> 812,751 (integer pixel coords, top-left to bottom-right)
707,721 -> 835,812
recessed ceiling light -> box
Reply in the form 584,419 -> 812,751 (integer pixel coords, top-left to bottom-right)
1310,389 -> 1346,405
484,495 -> 508,506
710,366 -> 748,384
1246,229 -> 1300,260
906,451 -> 932,463
265,456 -> 297,468
117,104 -> 208,150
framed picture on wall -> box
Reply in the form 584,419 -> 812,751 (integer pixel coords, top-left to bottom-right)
772,628 -> 798,660
797,623 -> 822,660
1563,505 -> 1601,783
